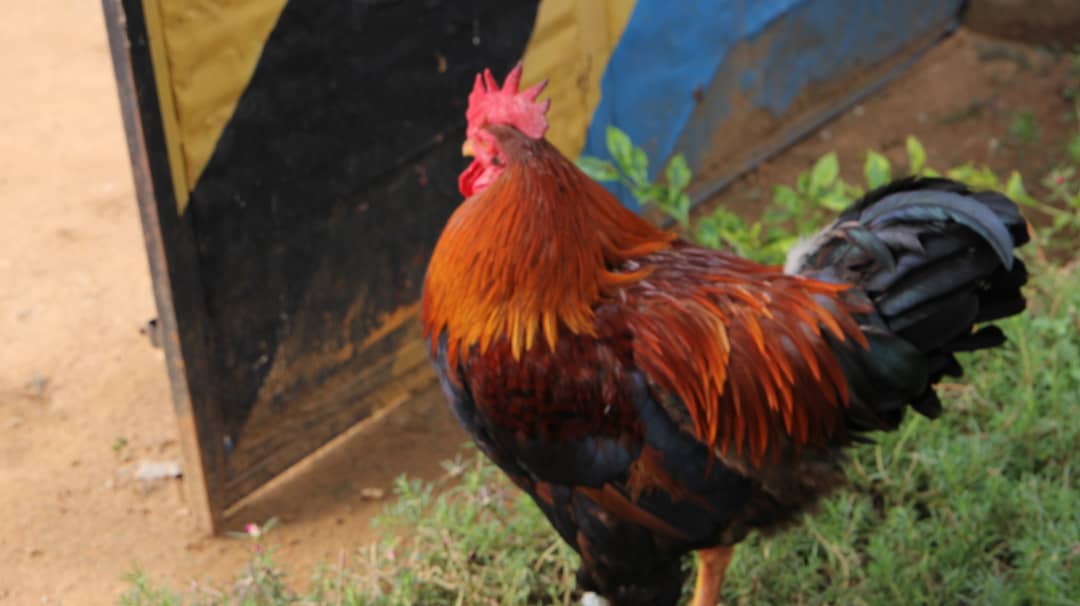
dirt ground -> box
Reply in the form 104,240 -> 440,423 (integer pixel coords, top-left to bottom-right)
0,4 -> 466,604
710,29 -> 1077,222
0,5 -> 1075,605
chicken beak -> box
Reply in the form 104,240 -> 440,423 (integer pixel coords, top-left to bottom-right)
462,140 -> 474,157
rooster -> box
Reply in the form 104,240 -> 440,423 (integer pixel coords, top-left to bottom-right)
421,64 -> 1029,606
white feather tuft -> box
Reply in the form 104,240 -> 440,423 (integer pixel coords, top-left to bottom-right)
783,227 -> 831,274
580,591 -> 611,606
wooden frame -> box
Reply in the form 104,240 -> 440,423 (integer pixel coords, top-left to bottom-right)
103,0 -> 228,531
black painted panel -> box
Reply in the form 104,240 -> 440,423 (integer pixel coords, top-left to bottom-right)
187,1 -> 540,450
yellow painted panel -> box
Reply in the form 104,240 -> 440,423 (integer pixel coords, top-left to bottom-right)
141,0 -> 190,212
521,0 -> 636,158
143,0 -> 287,212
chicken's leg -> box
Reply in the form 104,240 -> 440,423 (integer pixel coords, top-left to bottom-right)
689,545 -> 734,606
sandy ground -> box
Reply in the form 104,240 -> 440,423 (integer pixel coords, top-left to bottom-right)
0,3 -> 465,604
0,4 -> 1074,605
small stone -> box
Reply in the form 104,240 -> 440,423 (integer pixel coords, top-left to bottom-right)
139,318 -> 162,348
134,460 -> 182,482
360,487 -> 386,500
25,374 -> 49,399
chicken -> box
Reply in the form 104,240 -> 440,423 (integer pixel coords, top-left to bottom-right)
421,64 -> 1029,606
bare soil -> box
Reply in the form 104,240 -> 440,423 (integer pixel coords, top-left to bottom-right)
708,30 -> 1078,222
0,6 -> 1074,605
0,4 -> 465,604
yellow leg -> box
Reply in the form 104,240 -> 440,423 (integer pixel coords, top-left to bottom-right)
689,545 -> 734,606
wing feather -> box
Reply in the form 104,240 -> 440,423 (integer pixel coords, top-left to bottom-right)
625,244 -> 867,465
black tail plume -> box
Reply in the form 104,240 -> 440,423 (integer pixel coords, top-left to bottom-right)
787,177 -> 1029,425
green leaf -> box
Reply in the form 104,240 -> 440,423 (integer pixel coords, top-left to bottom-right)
632,184 -> 664,207
628,147 -> 650,186
1005,171 -> 1038,207
694,220 -> 720,249
864,150 -> 892,189
695,207 -> 748,249
769,235 -> 802,255
948,163 -> 1000,190
796,170 -> 811,195
946,165 -> 973,183
819,189 -> 851,212
665,153 -> 691,193
905,135 -> 927,174
747,221 -> 762,242
671,193 -> 691,228
576,157 -> 619,182
665,154 -> 692,193
810,152 -> 840,195
773,185 -> 800,211
842,181 -> 866,199
605,126 -> 634,173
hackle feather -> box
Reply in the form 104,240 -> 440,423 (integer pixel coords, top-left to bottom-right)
422,125 -> 674,366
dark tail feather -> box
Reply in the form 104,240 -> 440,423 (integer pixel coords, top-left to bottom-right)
787,177 -> 1029,429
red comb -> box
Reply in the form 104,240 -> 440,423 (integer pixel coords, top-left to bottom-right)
466,62 -> 550,141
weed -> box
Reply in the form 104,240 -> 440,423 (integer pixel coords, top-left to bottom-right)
577,126 -> 692,227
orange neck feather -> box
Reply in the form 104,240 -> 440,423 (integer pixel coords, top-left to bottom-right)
422,125 -> 675,365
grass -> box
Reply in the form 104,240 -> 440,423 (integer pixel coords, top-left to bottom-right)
121,128 -> 1080,604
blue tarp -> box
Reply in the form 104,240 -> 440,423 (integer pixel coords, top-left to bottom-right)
583,0 -> 964,209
